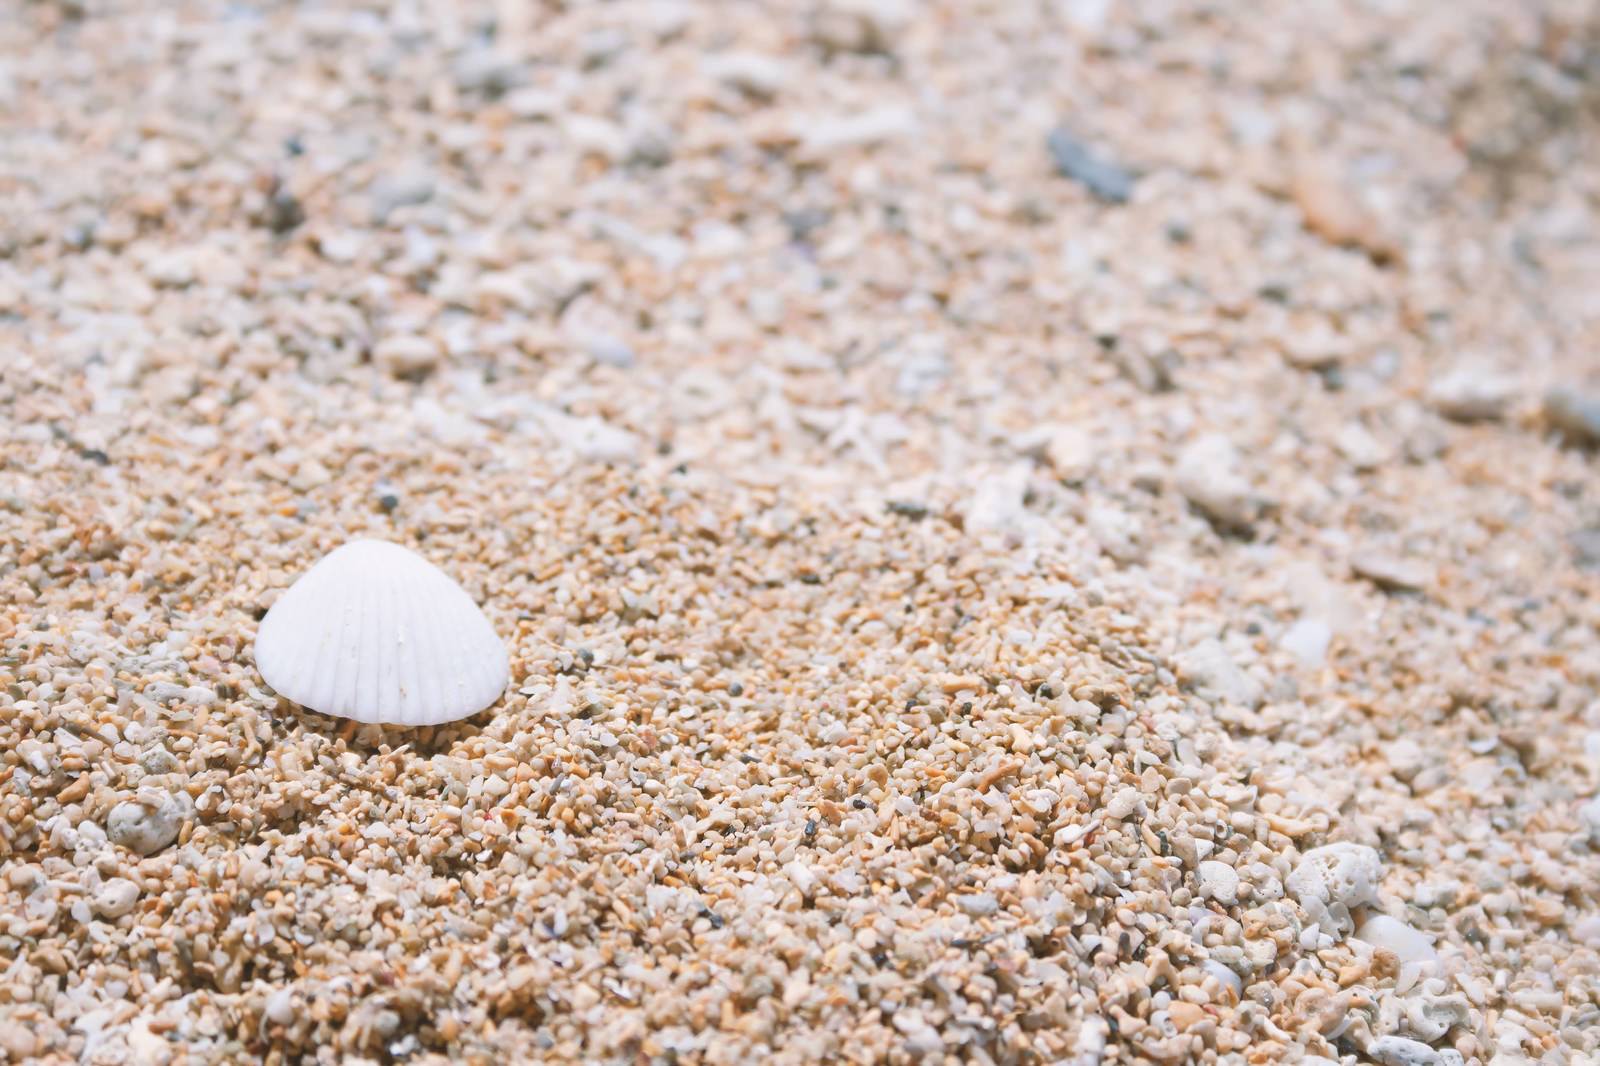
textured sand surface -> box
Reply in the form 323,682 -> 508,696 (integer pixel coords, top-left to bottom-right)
3,1 -> 1600,1063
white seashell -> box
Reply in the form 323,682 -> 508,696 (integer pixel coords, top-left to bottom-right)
255,540 -> 508,725
1354,913 -> 1438,966
1201,960 -> 1242,1001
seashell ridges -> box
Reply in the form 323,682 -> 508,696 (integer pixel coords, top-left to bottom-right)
255,539 -> 508,725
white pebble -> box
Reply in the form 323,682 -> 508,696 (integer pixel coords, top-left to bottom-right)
892,1008 -> 944,1055
1403,993 -> 1471,1043
264,987 -> 295,1026
1287,842 -> 1382,937
783,861 -> 818,897
93,878 -> 141,919
1426,366 -> 1516,423
1175,639 -> 1263,709
1053,820 -> 1099,848
1334,422 -> 1389,470
369,169 -> 435,220
1578,795 -> 1600,843
373,334 -> 442,378
1352,552 -> 1432,593
1368,1034 -> 1460,1066
1103,788 -> 1141,820
1086,503 -> 1145,563
1197,861 -> 1241,906
1175,434 -> 1263,531
1043,424 -> 1095,480
452,48 -> 525,95
1022,789 -> 1059,815
565,114 -> 628,161
956,893 -> 999,917
1280,618 -> 1332,668
799,106 -> 918,158
704,52 -> 788,97
1387,739 -> 1427,782
574,330 -> 636,369
317,231 -> 364,263
146,251 -> 195,288
126,1022 -> 171,1065
1411,880 -> 1460,909
962,464 -> 1031,536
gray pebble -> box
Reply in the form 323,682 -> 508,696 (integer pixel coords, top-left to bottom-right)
139,745 -> 180,776
1573,528 -> 1600,569
1047,128 -> 1134,204
263,186 -> 303,234
1544,387 -> 1600,445
370,170 -> 435,222
452,48 -> 526,96
107,792 -> 192,856
624,112 -> 675,167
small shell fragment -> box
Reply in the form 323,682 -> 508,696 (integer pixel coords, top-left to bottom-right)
255,540 -> 508,726
1287,842 -> 1383,937
1353,913 -> 1438,966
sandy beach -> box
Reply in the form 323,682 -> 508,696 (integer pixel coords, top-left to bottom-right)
2,1 -> 1599,1062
